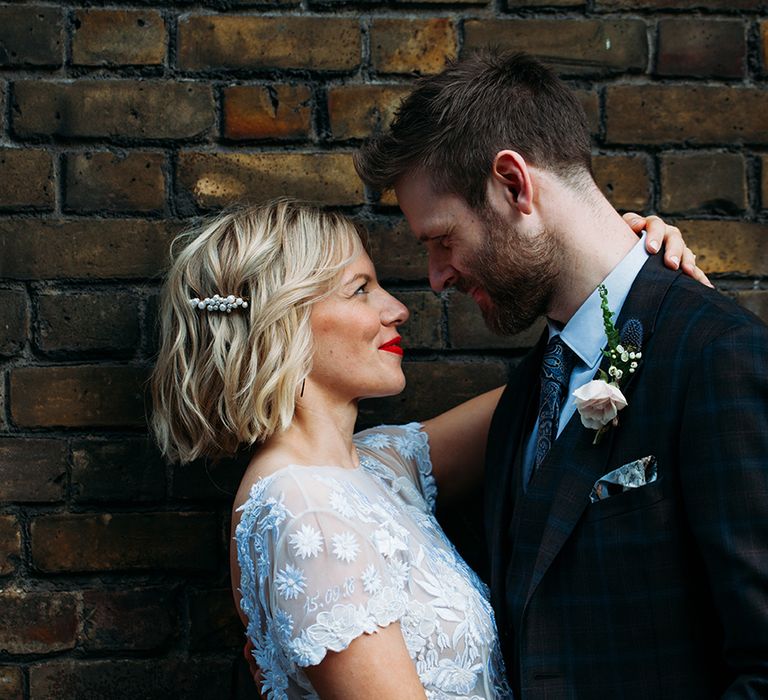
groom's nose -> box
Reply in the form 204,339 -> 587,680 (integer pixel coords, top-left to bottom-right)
428,258 -> 457,292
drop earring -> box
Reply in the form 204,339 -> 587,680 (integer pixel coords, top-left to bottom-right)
300,379 -> 305,398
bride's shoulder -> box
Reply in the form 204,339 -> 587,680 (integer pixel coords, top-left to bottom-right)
234,458 -> 359,524
232,446 -> 304,506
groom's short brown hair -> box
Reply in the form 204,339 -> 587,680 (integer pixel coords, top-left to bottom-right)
354,50 -> 593,208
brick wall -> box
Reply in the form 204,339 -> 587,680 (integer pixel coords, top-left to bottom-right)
0,2 -> 766,698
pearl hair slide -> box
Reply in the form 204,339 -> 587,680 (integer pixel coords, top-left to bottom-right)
189,294 -> 249,313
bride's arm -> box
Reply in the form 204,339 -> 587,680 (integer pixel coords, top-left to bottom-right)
421,386 -> 504,504
304,622 -> 426,700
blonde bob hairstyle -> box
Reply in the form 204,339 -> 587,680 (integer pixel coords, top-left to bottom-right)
151,199 -> 365,464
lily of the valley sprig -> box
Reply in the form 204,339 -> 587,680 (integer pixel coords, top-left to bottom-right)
573,285 -> 643,444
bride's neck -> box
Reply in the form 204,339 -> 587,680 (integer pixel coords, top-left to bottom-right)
264,392 -> 360,469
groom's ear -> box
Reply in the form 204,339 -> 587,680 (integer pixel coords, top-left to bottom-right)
491,150 -> 534,215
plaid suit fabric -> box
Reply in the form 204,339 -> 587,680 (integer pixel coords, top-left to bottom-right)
485,254 -> 768,699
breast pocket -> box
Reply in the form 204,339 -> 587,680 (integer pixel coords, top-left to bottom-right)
583,475 -> 669,523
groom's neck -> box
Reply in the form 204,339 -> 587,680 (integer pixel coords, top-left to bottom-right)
545,185 -> 640,325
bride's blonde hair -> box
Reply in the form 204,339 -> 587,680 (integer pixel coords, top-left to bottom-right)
151,199 -> 364,463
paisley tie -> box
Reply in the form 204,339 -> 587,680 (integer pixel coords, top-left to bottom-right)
534,336 -> 575,473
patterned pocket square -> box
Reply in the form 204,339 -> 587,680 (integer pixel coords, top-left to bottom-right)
589,455 -> 658,503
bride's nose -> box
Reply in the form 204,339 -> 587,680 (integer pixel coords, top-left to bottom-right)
381,292 -> 409,327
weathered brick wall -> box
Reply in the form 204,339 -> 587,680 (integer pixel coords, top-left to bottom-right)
0,1 -> 766,698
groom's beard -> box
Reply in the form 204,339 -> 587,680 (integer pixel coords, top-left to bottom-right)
466,208 -> 560,336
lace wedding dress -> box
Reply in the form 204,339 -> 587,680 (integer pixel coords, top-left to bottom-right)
235,423 -> 512,699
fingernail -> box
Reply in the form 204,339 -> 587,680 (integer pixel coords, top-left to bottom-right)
671,255 -> 680,267
648,239 -> 660,252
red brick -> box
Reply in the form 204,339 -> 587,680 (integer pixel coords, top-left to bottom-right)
12,81 -> 214,140
574,89 -> 600,137
358,360 -> 507,426
660,153 -> 746,214
592,154 -> 651,212
0,590 -> 78,654
728,290 -> 768,325
362,216 -> 428,282
328,85 -> 410,140
30,512 -> 219,573
178,16 -> 360,71
0,666 -> 23,699
395,290 -> 444,349
177,151 -> 363,208
72,9 -> 166,66
29,659 -> 233,700
71,438 -> 165,503
599,0 -> 758,10
505,0 -> 583,7
10,366 -> 148,428
64,151 -> 165,214
36,290 -> 141,354
656,20 -> 745,79
378,187 -> 402,209
143,291 -> 161,355
393,0 -> 482,4
463,20 -> 648,74
0,290 -> 29,357
81,587 -> 177,651
169,455 -> 246,501
447,292 -> 546,350
371,19 -> 457,75
0,7 -> 62,67
0,219 -> 177,280
189,588 -> 242,651
606,86 -> 768,145
0,516 -> 21,576
0,149 -> 54,210
0,438 -> 67,502
0,379 -> 6,432
680,220 -> 768,276
223,84 -> 312,140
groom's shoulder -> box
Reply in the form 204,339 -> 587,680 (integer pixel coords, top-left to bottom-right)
658,271 -> 768,344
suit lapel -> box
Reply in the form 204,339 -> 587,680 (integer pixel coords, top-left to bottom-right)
518,254 -> 679,611
486,334 -> 545,613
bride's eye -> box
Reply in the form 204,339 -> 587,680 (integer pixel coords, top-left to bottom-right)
354,283 -> 369,296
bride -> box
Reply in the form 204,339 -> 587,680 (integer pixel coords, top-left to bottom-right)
151,199 -> 698,699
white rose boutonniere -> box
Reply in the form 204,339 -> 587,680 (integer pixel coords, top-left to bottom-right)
573,380 -> 628,431
575,285 -> 643,444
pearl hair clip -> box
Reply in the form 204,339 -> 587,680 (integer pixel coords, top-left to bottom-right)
189,294 -> 249,313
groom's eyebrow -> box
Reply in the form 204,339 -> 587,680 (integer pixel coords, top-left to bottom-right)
416,223 -> 453,243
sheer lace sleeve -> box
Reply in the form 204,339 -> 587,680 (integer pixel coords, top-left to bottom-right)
354,423 -> 437,513
235,467 -> 412,695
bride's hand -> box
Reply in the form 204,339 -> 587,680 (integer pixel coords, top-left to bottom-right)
623,212 -> 713,288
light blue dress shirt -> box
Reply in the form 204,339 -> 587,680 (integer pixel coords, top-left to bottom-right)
521,234 -> 651,487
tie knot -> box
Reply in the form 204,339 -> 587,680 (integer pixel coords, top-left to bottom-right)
541,336 -> 575,389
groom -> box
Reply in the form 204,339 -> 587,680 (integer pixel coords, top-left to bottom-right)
355,51 -> 768,697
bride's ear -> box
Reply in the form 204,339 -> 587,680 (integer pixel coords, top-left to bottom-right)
491,150 -> 534,215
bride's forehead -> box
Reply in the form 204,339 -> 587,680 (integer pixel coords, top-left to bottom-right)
342,251 -> 376,278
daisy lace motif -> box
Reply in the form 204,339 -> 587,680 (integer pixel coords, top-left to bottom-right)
331,531 -> 360,563
289,523 -> 323,559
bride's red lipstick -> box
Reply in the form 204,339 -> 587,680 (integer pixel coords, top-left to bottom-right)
379,336 -> 404,356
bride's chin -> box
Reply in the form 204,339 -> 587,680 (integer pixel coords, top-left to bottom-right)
359,376 -> 407,401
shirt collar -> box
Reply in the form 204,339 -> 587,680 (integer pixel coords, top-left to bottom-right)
547,233 -> 650,369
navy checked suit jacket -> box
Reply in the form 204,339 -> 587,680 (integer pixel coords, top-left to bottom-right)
485,253 -> 768,699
